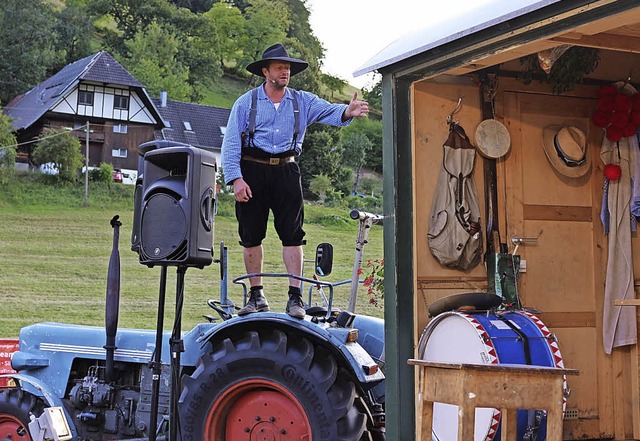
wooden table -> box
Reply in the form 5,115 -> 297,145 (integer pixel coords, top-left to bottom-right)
408,359 -> 579,441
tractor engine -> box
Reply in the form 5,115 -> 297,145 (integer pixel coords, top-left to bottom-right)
65,363 -> 168,440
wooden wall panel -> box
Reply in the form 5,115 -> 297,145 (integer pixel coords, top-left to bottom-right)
519,219 -> 595,312
413,80 -> 486,283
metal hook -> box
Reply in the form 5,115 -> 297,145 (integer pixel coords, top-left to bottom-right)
447,97 -> 463,124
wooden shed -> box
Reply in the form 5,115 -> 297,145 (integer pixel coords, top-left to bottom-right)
354,1 -> 640,439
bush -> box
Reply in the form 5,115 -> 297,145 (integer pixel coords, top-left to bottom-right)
32,128 -> 83,182
215,192 -> 235,217
89,163 -> 114,183
345,194 -> 383,213
0,146 -> 16,185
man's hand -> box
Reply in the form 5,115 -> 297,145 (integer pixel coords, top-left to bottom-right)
233,178 -> 252,202
343,91 -> 369,120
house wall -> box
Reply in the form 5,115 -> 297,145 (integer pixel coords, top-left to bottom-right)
43,118 -> 154,171
412,59 -> 640,439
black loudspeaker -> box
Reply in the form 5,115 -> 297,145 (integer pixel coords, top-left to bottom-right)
138,146 -> 216,268
131,141 -> 190,253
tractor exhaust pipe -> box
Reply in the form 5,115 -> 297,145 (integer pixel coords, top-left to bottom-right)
105,215 -> 122,384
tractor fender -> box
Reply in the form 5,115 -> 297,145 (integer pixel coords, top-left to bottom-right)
0,372 -> 78,437
196,313 -> 385,384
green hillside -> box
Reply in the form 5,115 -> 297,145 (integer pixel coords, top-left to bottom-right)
200,73 -> 364,109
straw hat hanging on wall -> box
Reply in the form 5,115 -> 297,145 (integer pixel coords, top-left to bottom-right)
542,125 -> 591,178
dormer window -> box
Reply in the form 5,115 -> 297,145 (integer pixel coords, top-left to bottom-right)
183,121 -> 193,131
78,91 -> 94,106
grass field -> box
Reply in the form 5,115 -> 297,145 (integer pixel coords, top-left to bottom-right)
0,174 -> 384,338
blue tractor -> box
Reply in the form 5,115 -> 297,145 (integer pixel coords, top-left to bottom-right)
0,142 -> 386,441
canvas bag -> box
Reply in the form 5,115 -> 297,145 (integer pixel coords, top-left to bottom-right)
428,123 -> 483,271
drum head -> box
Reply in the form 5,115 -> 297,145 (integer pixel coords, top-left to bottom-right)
420,313 -> 500,440
428,292 -> 502,317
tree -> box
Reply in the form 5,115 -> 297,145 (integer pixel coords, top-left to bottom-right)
0,109 -> 17,185
237,0 -> 291,80
203,2 -> 245,69
122,21 -> 192,100
358,117 -> 383,171
32,129 -> 84,182
52,0 -> 97,70
168,0 -> 214,13
363,80 -> 382,113
297,127 -> 343,197
0,0 -> 60,104
340,130 -> 372,195
309,173 -> 332,203
321,73 -> 347,100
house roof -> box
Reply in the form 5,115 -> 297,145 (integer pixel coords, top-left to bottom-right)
353,0 -> 551,77
5,51 -> 155,130
354,1 -> 640,82
152,96 -> 230,151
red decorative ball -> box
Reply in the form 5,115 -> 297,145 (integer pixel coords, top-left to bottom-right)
604,163 -> 622,180
597,96 -> 615,113
623,122 -> 638,137
614,94 -> 634,113
611,111 -> 630,129
606,125 -> 623,142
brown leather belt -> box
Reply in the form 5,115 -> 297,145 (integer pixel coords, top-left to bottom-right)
242,155 -> 295,165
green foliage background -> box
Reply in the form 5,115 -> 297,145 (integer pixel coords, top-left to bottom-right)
0,0 -> 383,199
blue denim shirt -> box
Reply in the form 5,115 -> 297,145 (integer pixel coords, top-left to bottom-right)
221,84 -> 351,184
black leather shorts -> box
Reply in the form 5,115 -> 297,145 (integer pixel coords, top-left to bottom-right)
235,159 -> 306,247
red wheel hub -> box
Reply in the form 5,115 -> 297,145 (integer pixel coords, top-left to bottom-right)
0,413 -> 31,440
205,379 -> 311,440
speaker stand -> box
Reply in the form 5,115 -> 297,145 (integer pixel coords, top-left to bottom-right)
148,266 -> 167,441
170,267 -> 186,441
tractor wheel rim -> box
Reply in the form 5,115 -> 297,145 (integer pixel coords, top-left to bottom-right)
0,414 -> 31,440
205,378 -> 312,440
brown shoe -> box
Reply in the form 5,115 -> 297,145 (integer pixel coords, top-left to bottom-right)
286,294 -> 306,319
238,290 -> 269,316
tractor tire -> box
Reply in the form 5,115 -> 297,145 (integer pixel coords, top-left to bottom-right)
0,388 -> 44,441
179,328 -> 370,441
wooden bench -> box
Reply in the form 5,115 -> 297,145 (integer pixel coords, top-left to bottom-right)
408,359 -> 579,441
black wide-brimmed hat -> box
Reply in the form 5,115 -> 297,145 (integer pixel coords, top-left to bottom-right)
246,43 -> 309,76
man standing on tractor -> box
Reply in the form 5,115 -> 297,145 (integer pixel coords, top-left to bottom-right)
221,43 -> 369,318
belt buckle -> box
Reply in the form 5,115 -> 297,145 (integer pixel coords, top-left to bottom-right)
269,157 -> 280,165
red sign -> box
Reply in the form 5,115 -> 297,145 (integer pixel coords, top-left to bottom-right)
0,339 -> 19,387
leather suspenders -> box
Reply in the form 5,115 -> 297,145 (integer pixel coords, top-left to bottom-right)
244,87 -> 300,151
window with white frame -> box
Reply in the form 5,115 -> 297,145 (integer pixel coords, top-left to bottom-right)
112,147 -> 128,158
114,95 -> 129,110
78,91 -> 94,106
113,124 -> 128,134
183,121 -> 192,131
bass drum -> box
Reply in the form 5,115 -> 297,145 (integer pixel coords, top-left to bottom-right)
417,310 -> 566,441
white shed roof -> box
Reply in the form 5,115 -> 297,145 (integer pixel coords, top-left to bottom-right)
353,0 -> 559,77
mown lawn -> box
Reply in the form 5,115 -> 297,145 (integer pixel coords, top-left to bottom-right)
0,175 -> 384,338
